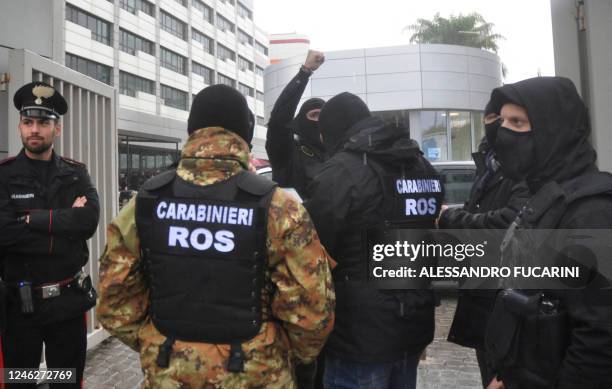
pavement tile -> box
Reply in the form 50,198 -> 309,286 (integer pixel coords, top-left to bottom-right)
81,297 -> 481,389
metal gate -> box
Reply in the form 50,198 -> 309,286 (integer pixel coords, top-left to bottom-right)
7,49 -> 118,350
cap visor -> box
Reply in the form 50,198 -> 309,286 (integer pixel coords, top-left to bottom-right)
20,108 -> 59,119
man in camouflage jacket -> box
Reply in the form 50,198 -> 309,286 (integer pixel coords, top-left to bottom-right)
97,85 -> 336,388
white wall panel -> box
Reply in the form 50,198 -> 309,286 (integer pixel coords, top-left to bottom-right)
119,9 -> 156,40
366,72 -> 421,93
160,31 -> 188,57
315,57 -> 366,78
160,67 -> 189,91
367,90 -> 422,111
365,54 -> 420,74
421,53 -> 468,73
160,105 -> 189,121
311,75 -> 367,96
421,71 -> 469,91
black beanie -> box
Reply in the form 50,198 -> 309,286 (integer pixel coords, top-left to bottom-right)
319,92 -> 370,153
187,84 -> 253,144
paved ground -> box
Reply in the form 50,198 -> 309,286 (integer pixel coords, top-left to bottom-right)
73,296 -> 481,389
416,296 -> 482,389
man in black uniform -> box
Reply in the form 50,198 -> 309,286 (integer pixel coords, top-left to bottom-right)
266,50 -> 326,198
306,92 -> 442,389
484,77 -> 612,389
439,102 -> 529,389
0,82 -> 100,388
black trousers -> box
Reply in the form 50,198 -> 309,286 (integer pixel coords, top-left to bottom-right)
1,314 -> 86,389
476,348 -> 496,389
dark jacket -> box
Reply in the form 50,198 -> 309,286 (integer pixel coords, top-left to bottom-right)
485,77 -> 612,389
306,117 -> 439,362
0,149 -> 100,324
265,68 -> 325,198
442,144 -> 529,349
493,172 -> 612,389
440,146 -> 528,230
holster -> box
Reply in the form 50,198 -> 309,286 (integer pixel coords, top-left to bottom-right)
75,272 -> 97,309
485,289 -> 568,387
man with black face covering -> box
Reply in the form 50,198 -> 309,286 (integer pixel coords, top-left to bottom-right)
266,50 -> 326,198
306,92 -> 441,389
439,102 -> 530,388
482,77 -> 612,389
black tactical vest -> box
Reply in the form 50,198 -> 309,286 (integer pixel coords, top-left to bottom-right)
135,170 -> 276,370
332,152 -> 444,284
487,171 -> 612,387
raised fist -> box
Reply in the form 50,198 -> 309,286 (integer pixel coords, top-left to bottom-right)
304,50 -> 325,72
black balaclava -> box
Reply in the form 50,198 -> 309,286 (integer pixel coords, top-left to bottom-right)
291,98 -> 325,147
489,76 -> 596,191
187,84 -> 253,145
318,92 -> 371,155
484,99 -> 501,148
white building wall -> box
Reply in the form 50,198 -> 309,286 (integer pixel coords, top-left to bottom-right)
264,43 -> 501,161
64,22 -> 115,68
550,0 -> 612,172
0,0 -> 269,157
66,0 -> 114,22
265,44 -> 502,121
119,8 -> 157,39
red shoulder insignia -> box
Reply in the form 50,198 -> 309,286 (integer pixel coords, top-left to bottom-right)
0,156 -> 17,166
60,156 -> 86,168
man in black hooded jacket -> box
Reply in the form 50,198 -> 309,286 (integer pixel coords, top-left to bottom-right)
266,50 -> 326,199
483,76 -> 612,389
440,102 -> 530,389
306,92 -> 441,389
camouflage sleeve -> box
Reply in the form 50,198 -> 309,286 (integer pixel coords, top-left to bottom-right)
267,188 -> 336,363
96,197 -> 149,351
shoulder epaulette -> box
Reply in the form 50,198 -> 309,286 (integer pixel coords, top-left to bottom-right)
60,156 -> 86,168
0,156 -> 17,166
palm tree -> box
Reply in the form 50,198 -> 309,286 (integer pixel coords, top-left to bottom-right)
405,13 -> 504,52
405,13 -> 506,77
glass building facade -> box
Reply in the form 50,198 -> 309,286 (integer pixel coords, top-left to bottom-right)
118,138 -> 180,190
373,109 -> 486,162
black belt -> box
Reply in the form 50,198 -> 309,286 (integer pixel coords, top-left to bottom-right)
10,273 -> 82,300
33,278 -> 78,299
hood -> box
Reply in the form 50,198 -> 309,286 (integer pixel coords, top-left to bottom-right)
342,116 -> 423,165
319,92 -> 371,155
490,76 -> 596,188
177,127 -> 249,185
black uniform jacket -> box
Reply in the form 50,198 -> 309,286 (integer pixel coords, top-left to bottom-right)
0,149 -> 99,324
306,117 -> 438,362
265,68 -> 325,198
441,144 -> 529,349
